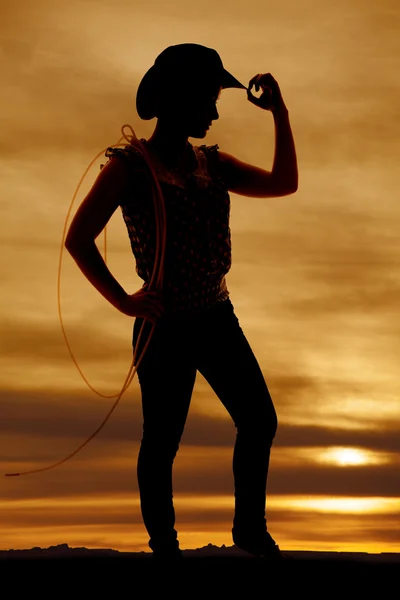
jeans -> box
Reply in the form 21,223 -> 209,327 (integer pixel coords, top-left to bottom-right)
132,297 -> 278,551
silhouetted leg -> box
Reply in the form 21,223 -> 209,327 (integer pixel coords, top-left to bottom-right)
133,317 -> 197,554
194,301 -> 278,545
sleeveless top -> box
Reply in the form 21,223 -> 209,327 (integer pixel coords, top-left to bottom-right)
104,139 -> 232,318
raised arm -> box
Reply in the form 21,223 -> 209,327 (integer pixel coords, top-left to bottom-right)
218,73 -> 298,198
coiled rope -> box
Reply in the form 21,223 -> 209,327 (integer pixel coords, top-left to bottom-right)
6,124 -> 166,476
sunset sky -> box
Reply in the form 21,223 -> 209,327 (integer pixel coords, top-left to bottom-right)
1,0 -> 399,554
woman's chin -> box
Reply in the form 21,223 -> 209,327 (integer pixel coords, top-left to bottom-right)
189,127 -> 209,139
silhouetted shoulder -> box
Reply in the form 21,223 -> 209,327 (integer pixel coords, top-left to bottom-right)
104,144 -> 147,175
104,143 -> 155,195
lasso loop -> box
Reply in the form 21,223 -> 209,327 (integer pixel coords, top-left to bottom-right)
5,124 -> 166,476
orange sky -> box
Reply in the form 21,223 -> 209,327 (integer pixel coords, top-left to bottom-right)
1,0 -> 399,553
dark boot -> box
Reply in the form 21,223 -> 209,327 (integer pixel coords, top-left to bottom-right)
232,527 -> 282,559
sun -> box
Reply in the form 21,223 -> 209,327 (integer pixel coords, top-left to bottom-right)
319,447 -> 376,466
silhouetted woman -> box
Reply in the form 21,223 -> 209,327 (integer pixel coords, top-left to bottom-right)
65,43 -> 298,558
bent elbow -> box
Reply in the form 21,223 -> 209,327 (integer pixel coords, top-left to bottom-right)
64,237 -> 74,253
271,173 -> 298,197
285,178 -> 298,195
64,235 -> 79,253
276,183 -> 298,197
64,236 -> 95,255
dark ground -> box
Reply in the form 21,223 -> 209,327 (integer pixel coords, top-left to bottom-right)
1,547 -> 398,597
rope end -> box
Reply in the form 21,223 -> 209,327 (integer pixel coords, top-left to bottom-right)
5,473 -> 20,477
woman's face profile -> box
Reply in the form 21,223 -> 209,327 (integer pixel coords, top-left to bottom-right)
157,81 -> 222,138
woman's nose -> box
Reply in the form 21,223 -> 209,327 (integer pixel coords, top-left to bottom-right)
211,105 -> 219,121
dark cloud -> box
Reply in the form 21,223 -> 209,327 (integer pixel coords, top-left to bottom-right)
4,450 -> 399,499
271,512 -> 400,546
267,464 -> 400,497
1,388 -> 399,451
4,499 -> 399,542
1,389 -> 399,503
274,422 -> 400,453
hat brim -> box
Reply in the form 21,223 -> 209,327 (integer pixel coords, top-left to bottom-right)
136,66 -> 160,120
221,69 -> 247,90
136,65 -> 246,120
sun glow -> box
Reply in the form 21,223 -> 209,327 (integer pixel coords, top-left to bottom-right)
3,494 -> 398,515
273,496 -> 400,514
318,447 -> 386,467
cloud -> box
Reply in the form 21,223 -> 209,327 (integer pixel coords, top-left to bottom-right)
0,313 -> 132,364
2,387 -> 399,449
2,492 -> 399,554
274,423 -> 400,453
270,511 -> 400,547
4,0 -> 399,164
1,0 -> 400,554
2,386 -> 399,504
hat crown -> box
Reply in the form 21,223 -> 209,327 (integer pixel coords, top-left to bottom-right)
153,43 -> 223,74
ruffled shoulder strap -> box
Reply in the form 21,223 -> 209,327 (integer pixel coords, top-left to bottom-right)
103,143 -> 147,174
196,144 -> 225,182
